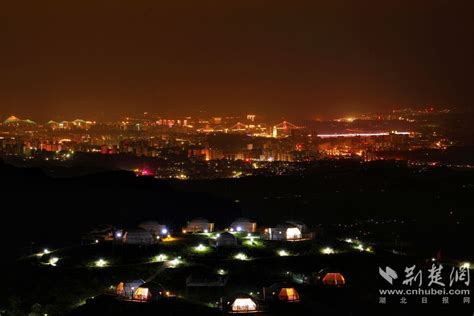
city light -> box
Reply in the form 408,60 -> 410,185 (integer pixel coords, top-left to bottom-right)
278,250 -> 289,256
217,269 -> 227,275
95,259 -> 107,268
345,238 -> 353,243
317,131 -> 410,138
161,228 -> 168,235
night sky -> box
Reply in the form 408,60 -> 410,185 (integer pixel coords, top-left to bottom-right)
1,1 -> 473,121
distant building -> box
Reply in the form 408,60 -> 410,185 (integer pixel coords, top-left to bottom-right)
3,116 -> 37,129
46,120 -> 59,130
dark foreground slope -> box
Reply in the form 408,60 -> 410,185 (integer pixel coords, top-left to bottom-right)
1,159 -> 473,260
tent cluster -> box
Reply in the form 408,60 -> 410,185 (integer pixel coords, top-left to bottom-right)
180,218 -> 312,243
224,273 -> 347,313
115,280 -> 173,301
86,218 -> 313,245
115,280 -> 145,299
83,221 -> 169,244
224,283 -> 302,314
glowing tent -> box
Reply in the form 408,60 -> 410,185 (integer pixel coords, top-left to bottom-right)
133,287 -> 150,301
277,287 -> 300,302
322,272 -> 346,286
132,282 -> 171,301
226,294 -> 258,313
285,227 -> 302,240
262,220 -> 308,241
232,298 -> 257,312
264,283 -> 301,303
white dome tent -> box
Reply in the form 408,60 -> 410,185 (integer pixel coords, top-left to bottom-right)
123,228 -> 155,245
